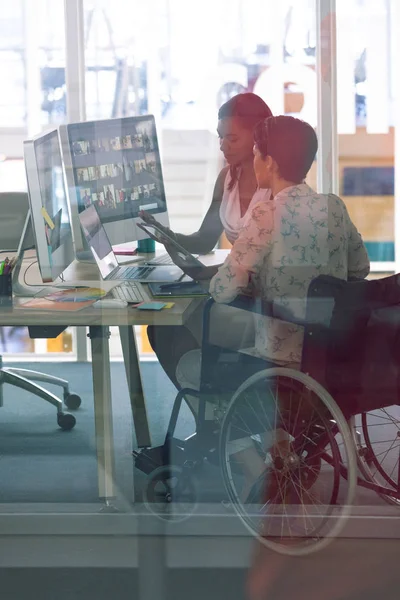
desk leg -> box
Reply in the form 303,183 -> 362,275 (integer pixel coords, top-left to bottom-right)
88,325 -> 115,502
119,326 -> 152,448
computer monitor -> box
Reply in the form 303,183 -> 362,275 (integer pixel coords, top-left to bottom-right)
60,115 -> 169,257
23,128 -> 75,283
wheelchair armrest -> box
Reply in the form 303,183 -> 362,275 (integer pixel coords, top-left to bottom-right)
201,295 -> 306,349
203,294 -> 270,318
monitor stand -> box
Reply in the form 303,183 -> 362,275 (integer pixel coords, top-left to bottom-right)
76,248 -> 96,263
75,237 -> 96,263
12,211 -> 64,298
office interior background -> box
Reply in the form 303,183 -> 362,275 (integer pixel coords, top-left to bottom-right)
1,0 -> 398,362
1,2 -> 400,597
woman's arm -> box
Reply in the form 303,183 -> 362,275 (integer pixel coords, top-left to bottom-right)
175,167 -> 228,254
141,166 -> 229,255
209,202 -> 274,304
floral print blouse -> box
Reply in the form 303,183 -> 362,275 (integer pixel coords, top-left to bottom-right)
209,183 -> 370,365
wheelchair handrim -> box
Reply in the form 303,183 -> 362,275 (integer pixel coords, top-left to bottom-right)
219,366 -> 358,557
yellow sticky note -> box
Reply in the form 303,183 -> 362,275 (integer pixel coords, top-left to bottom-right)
41,207 -> 55,229
163,302 -> 175,309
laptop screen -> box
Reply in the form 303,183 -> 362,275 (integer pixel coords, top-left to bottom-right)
79,204 -> 118,279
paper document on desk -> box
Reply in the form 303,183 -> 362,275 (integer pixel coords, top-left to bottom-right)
198,249 -> 230,267
44,287 -> 106,302
16,287 -> 108,311
17,297 -> 95,311
16,286 -> 107,310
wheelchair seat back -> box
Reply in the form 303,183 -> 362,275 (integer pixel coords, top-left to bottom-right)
303,274 -> 400,417
198,274 -> 400,418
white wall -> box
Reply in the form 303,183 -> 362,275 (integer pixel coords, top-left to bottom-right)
161,129 -> 222,234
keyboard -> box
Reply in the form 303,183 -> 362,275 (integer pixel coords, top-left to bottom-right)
147,253 -> 174,266
113,265 -> 155,280
112,282 -> 147,304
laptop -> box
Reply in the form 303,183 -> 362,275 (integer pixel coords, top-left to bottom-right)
79,205 -> 185,283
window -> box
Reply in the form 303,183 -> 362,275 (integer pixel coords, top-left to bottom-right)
0,2 -> 25,127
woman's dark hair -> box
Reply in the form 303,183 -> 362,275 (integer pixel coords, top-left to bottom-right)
218,93 -> 272,190
254,115 -> 318,183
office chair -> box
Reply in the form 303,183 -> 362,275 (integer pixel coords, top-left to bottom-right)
0,192 -> 81,430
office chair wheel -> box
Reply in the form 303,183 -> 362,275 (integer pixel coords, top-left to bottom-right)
64,392 -> 82,410
143,465 -> 197,522
57,412 -> 76,431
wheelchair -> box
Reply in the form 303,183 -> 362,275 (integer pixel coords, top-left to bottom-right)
134,274 -> 400,556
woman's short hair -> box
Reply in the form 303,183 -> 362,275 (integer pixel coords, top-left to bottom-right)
254,115 -> 318,183
218,92 -> 272,128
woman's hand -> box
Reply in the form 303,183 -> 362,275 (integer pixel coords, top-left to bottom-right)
165,241 -> 216,281
139,210 -> 159,226
138,210 -> 179,246
139,211 -> 173,235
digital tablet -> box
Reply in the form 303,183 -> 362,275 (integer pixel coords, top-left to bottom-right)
137,221 -> 205,270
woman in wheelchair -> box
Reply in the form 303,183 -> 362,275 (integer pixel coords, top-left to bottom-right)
159,116 -> 377,554
175,114 -> 369,475
140,116 -> 400,557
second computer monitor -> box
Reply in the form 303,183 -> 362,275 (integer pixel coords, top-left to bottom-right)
60,115 -> 169,252
24,128 -> 75,283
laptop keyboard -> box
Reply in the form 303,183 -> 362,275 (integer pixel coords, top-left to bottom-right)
148,253 -> 174,266
112,282 -> 146,304
114,265 -> 155,279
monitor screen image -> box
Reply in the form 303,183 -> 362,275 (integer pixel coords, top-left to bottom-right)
60,115 -> 169,254
66,116 -> 166,223
24,128 -> 75,282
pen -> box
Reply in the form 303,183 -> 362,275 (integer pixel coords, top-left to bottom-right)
159,281 -> 194,290
3,257 -> 16,275
8,257 -> 17,271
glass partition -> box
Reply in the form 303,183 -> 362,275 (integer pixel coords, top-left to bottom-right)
337,0 -> 394,271
0,0 -> 76,359
1,5 -> 400,595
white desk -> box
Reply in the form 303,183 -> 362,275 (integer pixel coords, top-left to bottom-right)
3,257 -> 201,504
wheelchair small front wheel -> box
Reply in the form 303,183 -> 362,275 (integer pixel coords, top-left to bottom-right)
219,367 -> 357,556
143,466 -> 198,522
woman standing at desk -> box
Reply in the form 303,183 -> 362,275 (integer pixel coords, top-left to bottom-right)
141,92 -> 273,390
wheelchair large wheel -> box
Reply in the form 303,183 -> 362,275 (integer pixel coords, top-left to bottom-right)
356,406 -> 400,506
219,367 -> 357,556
